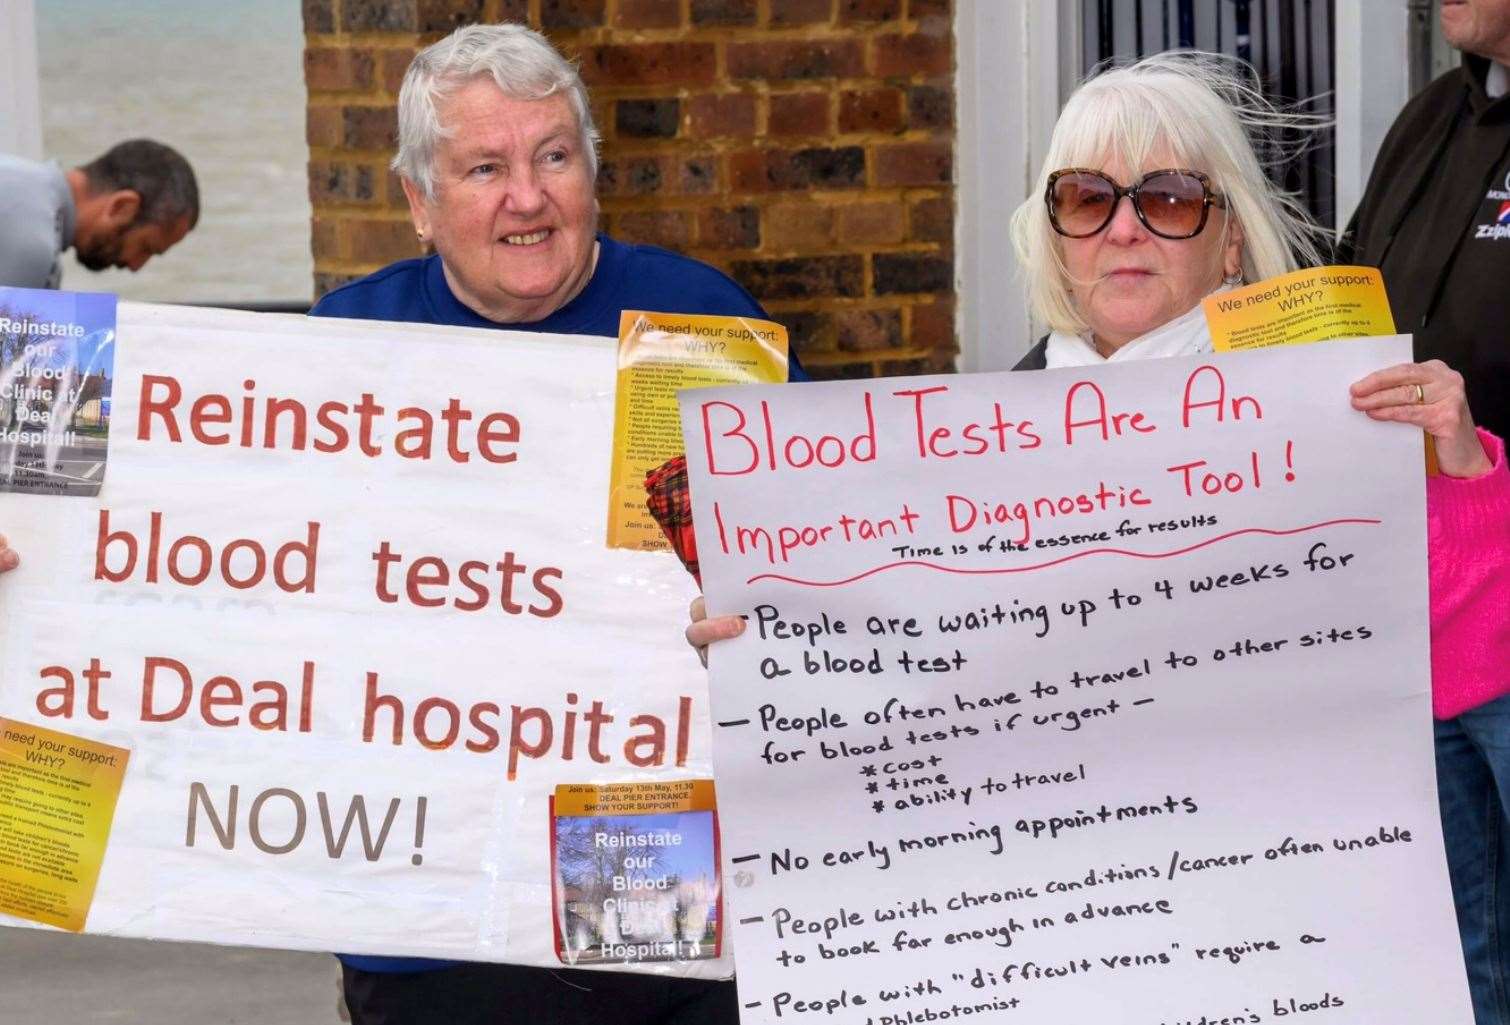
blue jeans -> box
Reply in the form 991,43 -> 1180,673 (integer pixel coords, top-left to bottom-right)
1437,693 -> 1510,1025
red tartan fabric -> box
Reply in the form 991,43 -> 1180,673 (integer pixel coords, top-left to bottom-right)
645,454 -> 700,585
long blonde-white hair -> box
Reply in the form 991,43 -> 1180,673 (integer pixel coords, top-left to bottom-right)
1009,51 -> 1329,337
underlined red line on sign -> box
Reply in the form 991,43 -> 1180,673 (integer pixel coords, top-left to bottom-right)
743,518 -> 1384,587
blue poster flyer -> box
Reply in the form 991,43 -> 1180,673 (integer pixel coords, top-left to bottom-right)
551,781 -> 723,966
0,286 -> 117,497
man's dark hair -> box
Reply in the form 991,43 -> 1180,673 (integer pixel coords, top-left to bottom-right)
79,139 -> 200,230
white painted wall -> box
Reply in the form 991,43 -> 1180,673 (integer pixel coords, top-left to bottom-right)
1333,0 -> 1413,230
0,0 -> 43,158
954,0 -> 1074,373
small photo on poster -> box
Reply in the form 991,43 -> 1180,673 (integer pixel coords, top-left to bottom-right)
0,286 -> 117,497
551,781 -> 722,966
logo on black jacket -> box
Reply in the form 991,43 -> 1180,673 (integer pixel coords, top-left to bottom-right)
1474,170 -> 1510,240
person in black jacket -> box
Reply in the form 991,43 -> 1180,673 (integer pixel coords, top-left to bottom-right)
1337,1 -> 1510,442
1338,10 -> 1510,1021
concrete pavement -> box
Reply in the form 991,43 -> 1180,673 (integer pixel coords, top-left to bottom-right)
0,928 -> 340,1023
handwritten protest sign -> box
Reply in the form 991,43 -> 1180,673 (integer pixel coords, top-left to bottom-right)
681,337 -> 1471,1022
0,300 -> 725,975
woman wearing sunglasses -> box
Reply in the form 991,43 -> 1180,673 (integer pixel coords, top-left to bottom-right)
689,50 -> 1509,1022
1023,53 -> 1510,1025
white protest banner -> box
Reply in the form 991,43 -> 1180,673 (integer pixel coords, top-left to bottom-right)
680,337 -> 1472,1022
0,301 -> 728,975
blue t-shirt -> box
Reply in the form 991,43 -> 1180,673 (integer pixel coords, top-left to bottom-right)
312,233 -> 806,383
311,234 -> 799,974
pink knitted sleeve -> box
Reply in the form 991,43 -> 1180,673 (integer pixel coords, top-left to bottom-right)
1427,429 -> 1510,719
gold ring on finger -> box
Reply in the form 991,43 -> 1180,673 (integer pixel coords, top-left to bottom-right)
1411,383 -> 1425,404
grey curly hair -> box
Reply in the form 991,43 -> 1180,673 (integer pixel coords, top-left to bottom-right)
393,24 -> 600,200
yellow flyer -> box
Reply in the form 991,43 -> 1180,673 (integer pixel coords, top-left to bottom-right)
1206,266 -> 1435,472
554,779 -> 717,817
0,718 -> 130,931
1204,265 -> 1396,351
608,311 -> 788,551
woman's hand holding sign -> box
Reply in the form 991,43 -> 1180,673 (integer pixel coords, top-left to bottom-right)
686,596 -> 744,667
0,535 -> 18,573
1349,360 -> 1493,479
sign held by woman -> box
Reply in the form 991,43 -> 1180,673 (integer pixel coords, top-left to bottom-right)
681,337 -> 1472,1024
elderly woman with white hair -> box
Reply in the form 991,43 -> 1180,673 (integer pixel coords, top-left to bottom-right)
1010,55 -> 1510,1025
1009,53 -> 1321,368
0,21 -> 774,1025
305,20 -> 795,1025
312,23 -> 805,377
688,52 -> 1510,1022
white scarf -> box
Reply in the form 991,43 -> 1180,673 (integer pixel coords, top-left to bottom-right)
1489,62 -> 1508,100
1045,297 -> 1215,368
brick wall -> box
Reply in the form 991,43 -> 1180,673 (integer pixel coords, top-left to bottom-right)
303,0 -> 955,379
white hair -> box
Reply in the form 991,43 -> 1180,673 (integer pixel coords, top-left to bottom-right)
393,24 -> 600,199
1009,51 -> 1329,337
